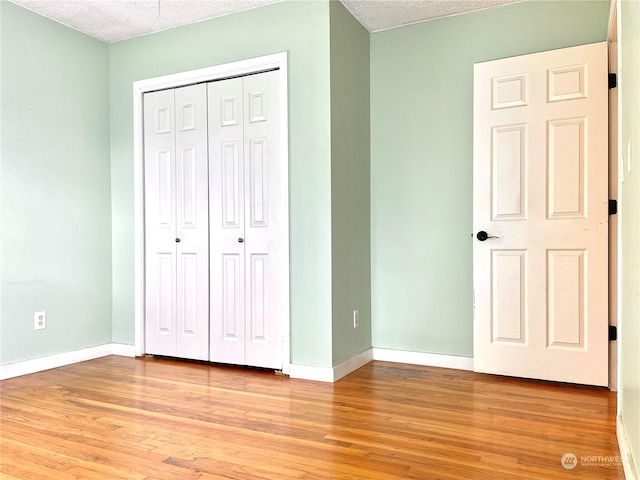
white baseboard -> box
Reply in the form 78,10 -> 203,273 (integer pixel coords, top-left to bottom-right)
289,348 -> 374,383
618,414 -> 639,480
333,348 -> 374,381
110,343 -> 136,357
288,363 -> 334,382
372,348 -> 474,371
0,343 -> 136,380
288,348 -> 473,383
2,344 -> 472,383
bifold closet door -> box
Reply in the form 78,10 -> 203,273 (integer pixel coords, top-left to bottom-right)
144,84 -> 210,361
208,70 -> 284,369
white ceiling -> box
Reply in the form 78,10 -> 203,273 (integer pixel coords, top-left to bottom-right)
8,0 -> 523,43
341,0 -> 520,32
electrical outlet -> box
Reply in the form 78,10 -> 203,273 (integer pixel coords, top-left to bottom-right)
353,309 -> 360,329
34,311 -> 46,330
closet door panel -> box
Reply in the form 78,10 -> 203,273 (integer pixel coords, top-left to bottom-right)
222,253 -> 244,342
243,71 -> 283,369
175,84 -> 209,360
209,78 -> 246,365
144,89 -> 177,357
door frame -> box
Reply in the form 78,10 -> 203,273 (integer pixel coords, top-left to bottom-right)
132,52 -> 290,374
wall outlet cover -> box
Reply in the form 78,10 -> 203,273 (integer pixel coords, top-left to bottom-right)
34,311 -> 46,330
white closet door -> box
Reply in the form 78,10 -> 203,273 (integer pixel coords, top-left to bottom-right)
175,84 -> 210,360
144,85 -> 209,360
144,89 -> 177,357
243,71 -> 283,369
208,71 -> 284,369
209,77 -> 246,364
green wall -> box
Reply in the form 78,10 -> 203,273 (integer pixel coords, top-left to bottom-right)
329,1 -> 372,365
619,0 -> 640,472
370,0 -> 610,356
108,0 -> 334,366
0,2 -> 112,364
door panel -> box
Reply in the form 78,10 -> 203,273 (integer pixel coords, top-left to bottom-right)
174,84 -> 209,360
547,118 -> 586,218
249,253 -> 268,342
178,253 -> 198,335
179,145 -> 197,226
209,78 -> 246,365
491,250 -> 526,344
156,149 -> 174,226
144,85 -> 209,360
222,141 -> 242,228
491,124 -> 527,220
249,138 -> 269,227
243,71 -> 283,369
156,253 -> 175,334
473,42 -> 608,386
208,71 -> 284,369
144,89 -> 177,356
222,254 -> 243,341
547,249 -> 585,348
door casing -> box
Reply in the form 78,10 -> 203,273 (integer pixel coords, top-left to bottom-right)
132,52 -> 290,374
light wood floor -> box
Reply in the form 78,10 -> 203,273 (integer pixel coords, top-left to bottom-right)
0,356 -> 624,480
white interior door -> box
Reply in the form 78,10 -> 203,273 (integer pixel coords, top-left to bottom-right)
144,84 -> 209,361
209,70 -> 285,369
473,42 -> 609,386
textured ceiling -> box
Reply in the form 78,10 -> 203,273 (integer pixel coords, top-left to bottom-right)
8,0 -> 523,43
341,0 -> 521,32
9,0 -> 285,42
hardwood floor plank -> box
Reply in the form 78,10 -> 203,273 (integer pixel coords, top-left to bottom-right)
0,356 -> 624,479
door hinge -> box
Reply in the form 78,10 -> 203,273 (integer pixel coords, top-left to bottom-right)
609,73 -> 617,89
609,325 -> 617,341
609,199 -> 618,215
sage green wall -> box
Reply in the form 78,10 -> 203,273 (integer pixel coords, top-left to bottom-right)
0,2 -> 112,364
329,1 -> 371,365
619,0 -> 640,472
370,1 -> 610,356
108,0 -> 333,366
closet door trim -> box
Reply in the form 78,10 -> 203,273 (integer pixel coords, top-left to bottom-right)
133,52 -> 290,374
